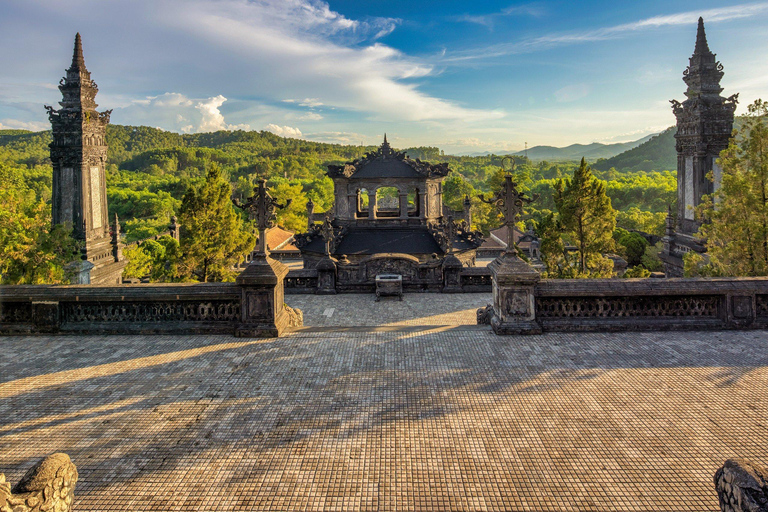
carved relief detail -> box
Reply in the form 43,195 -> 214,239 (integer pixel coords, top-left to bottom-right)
365,259 -> 417,281
537,295 -> 719,318
61,300 -> 240,323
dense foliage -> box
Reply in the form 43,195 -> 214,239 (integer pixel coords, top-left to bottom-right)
0,123 -> 681,282
686,100 -> 768,276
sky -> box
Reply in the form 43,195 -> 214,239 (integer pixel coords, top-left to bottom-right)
0,0 -> 766,155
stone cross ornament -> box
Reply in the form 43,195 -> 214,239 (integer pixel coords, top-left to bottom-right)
480,159 -> 536,257
233,179 -> 291,257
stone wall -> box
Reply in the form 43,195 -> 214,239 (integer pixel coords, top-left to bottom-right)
484,277 -> 768,333
283,267 -> 493,294
0,277 -> 299,336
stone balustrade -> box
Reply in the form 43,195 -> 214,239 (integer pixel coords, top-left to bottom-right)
283,267 -> 493,294
0,264 -> 302,336
482,276 -> 768,333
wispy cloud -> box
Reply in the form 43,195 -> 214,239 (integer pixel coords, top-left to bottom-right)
442,2 -> 768,61
451,3 -> 545,28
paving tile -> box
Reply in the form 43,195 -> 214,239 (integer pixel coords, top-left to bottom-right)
1,327 -> 766,510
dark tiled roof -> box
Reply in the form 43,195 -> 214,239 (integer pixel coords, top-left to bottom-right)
351,159 -> 424,179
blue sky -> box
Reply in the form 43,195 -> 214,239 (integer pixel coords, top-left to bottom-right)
0,0 -> 766,154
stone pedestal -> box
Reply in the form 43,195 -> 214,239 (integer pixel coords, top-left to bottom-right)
442,254 -> 463,293
316,256 -> 338,295
66,260 -> 95,284
235,256 -> 292,337
487,253 -> 542,335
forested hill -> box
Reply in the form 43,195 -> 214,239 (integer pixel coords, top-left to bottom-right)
592,127 -> 676,173
2,124 -> 678,245
511,134 -> 655,162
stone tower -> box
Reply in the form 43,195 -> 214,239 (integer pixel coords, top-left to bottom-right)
661,18 -> 738,277
46,34 -> 125,284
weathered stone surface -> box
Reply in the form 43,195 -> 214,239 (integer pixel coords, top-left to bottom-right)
476,303 -> 493,324
283,304 -> 303,328
715,459 -> 768,512
46,34 -> 125,284
0,453 -> 77,512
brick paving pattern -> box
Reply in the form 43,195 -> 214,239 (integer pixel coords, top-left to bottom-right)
1,325 -> 767,510
287,293 -> 491,327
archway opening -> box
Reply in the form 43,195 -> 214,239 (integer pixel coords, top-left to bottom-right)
376,187 -> 400,218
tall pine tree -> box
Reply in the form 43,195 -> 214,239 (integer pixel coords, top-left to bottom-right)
688,99 -> 768,276
553,158 -> 616,277
178,164 -> 255,282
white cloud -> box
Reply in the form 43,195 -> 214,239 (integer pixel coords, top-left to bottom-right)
265,124 -> 302,138
305,131 -> 367,144
0,118 -> 48,131
115,92 -> 250,133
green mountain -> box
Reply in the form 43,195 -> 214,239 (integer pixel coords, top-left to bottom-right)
592,127 -> 677,173
510,134 -> 656,161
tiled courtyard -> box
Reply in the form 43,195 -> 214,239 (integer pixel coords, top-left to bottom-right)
1,296 -> 767,511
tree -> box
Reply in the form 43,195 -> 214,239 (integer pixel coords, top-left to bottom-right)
178,164 -> 255,282
553,158 -> 616,277
689,99 -> 768,276
0,184 -> 79,284
614,228 -> 648,267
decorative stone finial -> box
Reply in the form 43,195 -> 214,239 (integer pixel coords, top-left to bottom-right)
694,17 -> 711,55
232,179 -> 291,259
70,33 -> 86,72
480,163 -> 536,257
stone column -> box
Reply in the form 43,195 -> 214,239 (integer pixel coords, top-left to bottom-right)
306,198 -> 315,230
442,254 -> 463,293
316,256 -> 337,295
399,192 -> 408,219
487,253 -> 541,334
348,194 -> 357,219
235,256 -> 292,337
368,191 -> 377,219
463,195 -> 472,228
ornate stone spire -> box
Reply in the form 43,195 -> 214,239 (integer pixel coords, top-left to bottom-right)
70,32 -> 86,72
694,17 -> 710,55
57,33 -> 98,112
380,133 -> 393,157
46,34 -> 125,284
683,17 -> 723,100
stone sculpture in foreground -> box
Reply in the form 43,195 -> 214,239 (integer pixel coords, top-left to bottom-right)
715,459 -> 768,512
0,453 -> 77,512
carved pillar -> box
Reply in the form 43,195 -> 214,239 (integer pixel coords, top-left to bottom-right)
463,195 -> 472,228
347,193 -> 360,219
442,254 -> 463,293
316,256 -> 337,295
235,257 -> 292,337
487,254 -> 542,334
399,192 -> 408,219
306,198 -> 314,230
368,191 -> 377,219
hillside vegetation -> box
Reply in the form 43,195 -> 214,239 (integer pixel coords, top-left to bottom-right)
1,125 -> 677,248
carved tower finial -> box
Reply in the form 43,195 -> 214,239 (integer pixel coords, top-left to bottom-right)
694,17 -> 710,55
71,33 -> 86,71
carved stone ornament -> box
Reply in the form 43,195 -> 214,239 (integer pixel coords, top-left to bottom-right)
714,459 -> 768,512
0,453 -> 78,512
327,135 -> 451,179
233,179 -> 291,256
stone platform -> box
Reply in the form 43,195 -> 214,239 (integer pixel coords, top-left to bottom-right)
1,310 -> 767,510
